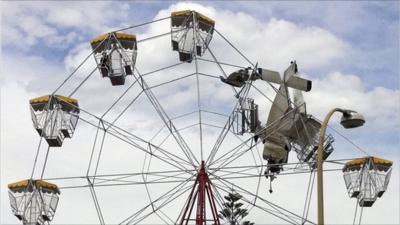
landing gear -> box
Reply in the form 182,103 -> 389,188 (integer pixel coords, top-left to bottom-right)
264,160 -> 282,194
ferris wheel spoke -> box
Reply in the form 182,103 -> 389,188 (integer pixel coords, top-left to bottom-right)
213,182 -> 303,225
214,181 -> 297,224
210,180 -> 259,224
135,27 -> 188,45
52,36 -> 109,95
111,15 -> 170,33
120,174 -> 195,225
197,57 -> 248,70
211,173 -> 316,225
149,111 -> 199,152
153,210 -> 173,225
252,141 -> 265,172
215,168 -> 341,180
199,30 -> 240,95
197,72 -> 220,79
210,106 -> 304,170
140,147 -> 193,225
210,134 -> 260,170
213,28 -> 255,67
88,178 -> 191,187
207,127 -> 259,169
126,185 -> 193,225
93,116 -> 193,170
68,66 -> 98,97
46,173 -> 197,190
301,171 -> 316,225
92,171 -> 191,186
202,121 -> 260,167
141,153 -> 155,220
208,161 -> 342,181
106,90 -> 144,129
193,54 -> 205,161
210,167 -> 259,178
206,84 -> 253,166
212,145 -> 257,172
132,68 -> 199,168
202,44 -> 247,164
102,125 -> 190,172
212,171 -> 311,224
68,71 -> 200,171
61,100 -> 194,172
209,165 -> 267,201
212,129 -> 263,172
212,29 -> 283,101
87,178 -> 106,225
205,112 -> 235,164
100,77 -> 141,119
146,73 -> 196,90
212,116 -> 295,169
141,61 -> 187,78
199,34 -> 256,166
105,123 -> 193,168
158,208 -> 175,224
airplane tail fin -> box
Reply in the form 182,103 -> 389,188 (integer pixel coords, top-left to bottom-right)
258,61 -> 311,92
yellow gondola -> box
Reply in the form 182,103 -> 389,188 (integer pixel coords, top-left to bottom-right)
343,157 -> 393,207
8,179 -> 60,224
30,95 -> 79,147
171,10 -> 215,62
90,32 -> 137,86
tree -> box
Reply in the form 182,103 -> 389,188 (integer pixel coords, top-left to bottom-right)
218,192 -> 254,225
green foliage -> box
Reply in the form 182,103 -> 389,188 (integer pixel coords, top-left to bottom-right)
218,192 -> 254,225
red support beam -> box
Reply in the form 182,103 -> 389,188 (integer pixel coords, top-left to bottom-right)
178,161 -> 221,225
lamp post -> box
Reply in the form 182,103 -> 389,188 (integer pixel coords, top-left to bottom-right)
317,108 -> 365,225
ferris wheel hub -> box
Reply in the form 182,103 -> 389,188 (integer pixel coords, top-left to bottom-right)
178,160 -> 221,225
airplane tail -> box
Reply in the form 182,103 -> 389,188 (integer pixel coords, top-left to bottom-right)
257,62 -> 312,92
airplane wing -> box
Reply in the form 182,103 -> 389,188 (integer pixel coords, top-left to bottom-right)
257,68 -> 281,84
286,76 -> 312,92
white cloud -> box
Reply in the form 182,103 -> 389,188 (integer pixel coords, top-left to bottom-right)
154,2 -> 347,71
305,72 -> 400,131
46,8 -> 85,28
1,1 -> 131,49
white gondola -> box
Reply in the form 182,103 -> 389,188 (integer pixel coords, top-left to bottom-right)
343,157 -> 393,207
30,95 -> 79,147
91,32 -> 137,85
8,180 -> 60,225
171,10 -> 215,62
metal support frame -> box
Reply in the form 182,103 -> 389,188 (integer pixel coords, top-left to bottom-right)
19,12 -> 376,225
179,161 -> 221,225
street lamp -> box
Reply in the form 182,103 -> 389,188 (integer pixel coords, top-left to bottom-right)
317,108 -> 365,225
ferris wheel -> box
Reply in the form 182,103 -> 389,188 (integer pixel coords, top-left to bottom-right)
6,10 -> 393,225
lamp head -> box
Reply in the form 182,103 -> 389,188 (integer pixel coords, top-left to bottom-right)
340,110 -> 365,129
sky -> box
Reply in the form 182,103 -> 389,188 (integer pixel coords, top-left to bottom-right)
1,1 -> 399,225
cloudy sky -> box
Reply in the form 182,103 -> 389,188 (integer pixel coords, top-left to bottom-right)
1,1 -> 399,225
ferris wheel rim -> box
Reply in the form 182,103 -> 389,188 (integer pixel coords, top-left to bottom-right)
14,11 -> 380,225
